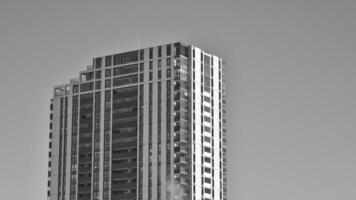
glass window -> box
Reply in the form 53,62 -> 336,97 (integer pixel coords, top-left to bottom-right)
166,69 -> 171,78
204,55 -> 210,65
149,48 -> 153,59
205,188 -> 211,194
112,75 -> 138,87
113,64 -> 138,76
204,96 -> 210,102
204,147 -> 211,153
95,57 -> 102,68
204,167 -> 211,173
158,59 -> 162,69
80,82 -> 94,92
204,157 -> 211,163
205,177 -> 211,183
149,61 -> 153,70
95,71 -> 101,79
203,136 -> 211,143
166,44 -> 171,56
174,43 -> 180,57
73,85 -> 79,94
105,69 -> 111,77
95,81 -> 101,89
105,56 -> 112,67
113,51 -> 138,65
180,44 -> 188,57
140,49 -> 144,60
204,116 -> 210,122
204,106 -> 210,113
140,73 -> 144,82
81,72 -> 94,81
105,79 -> 111,88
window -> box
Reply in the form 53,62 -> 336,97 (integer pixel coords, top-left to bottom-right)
158,46 -> 162,57
174,43 -> 180,57
112,75 -> 138,87
166,44 -> 171,56
113,51 -> 138,65
149,61 -> 153,70
140,62 -> 144,72
113,64 -> 138,76
204,157 -> 211,163
149,48 -> 153,59
81,72 -> 94,81
205,178 -> 211,184
73,85 -> 79,94
95,81 -> 101,90
158,59 -> 162,69
204,147 -> 211,153
204,106 -> 210,113
204,126 -> 211,132
140,49 -> 144,60
105,56 -> 112,67
105,79 -> 111,88
105,69 -> 111,77
204,96 -> 210,102
204,116 -> 210,122
140,73 -> 144,82
204,167 -> 211,173
166,69 -> 171,78
166,57 -> 171,66
95,71 -> 101,79
80,82 -> 94,92
95,57 -> 102,68
205,188 -> 211,194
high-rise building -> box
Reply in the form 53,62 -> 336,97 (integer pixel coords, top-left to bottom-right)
47,42 -> 227,200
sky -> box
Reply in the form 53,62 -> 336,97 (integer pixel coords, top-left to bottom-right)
0,0 -> 355,199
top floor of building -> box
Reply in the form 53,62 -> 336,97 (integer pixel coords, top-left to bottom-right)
53,42 -> 225,97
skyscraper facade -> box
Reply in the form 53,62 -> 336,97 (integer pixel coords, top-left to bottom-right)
47,42 -> 227,200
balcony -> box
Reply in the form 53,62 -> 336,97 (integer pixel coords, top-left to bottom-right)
112,111 -> 137,119
78,168 -> 91,174
174,156 -> 188,164
78,147 -> 92,153
78,157 -> 92,163
77,177 -> 91,183
111,183 -> 137,191
112,131 -> 137,140
112,172 -> 137,180
111,193 -> 136,200
180,178 -> 189,185
112,141 -> 137,149
112,100 -> 137,109
112,162 -> 137,170
111,152 -> 137,160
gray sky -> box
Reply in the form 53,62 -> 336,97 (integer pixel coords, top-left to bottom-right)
0,0 -> 355,199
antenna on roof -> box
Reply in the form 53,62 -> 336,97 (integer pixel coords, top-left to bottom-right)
137,33 -> 141,50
